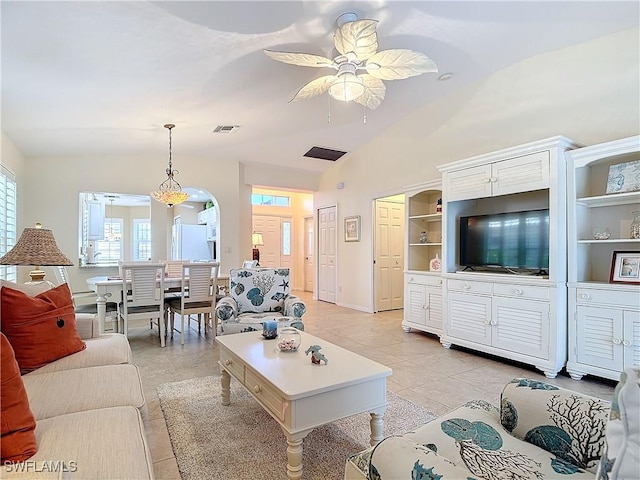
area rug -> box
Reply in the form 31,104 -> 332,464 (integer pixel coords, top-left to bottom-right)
157,375 -> 436,480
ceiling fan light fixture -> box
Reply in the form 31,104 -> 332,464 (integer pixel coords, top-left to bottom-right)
151,124 -> 190,208
329,72 -> 366,102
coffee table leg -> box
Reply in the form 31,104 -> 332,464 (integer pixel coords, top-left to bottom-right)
369,407 -> 386,445
282,428 -> 312,480
221,369 -> 231,406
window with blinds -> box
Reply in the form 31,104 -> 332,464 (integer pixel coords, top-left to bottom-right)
133,219 -> 151,261
0,165 -> 17,281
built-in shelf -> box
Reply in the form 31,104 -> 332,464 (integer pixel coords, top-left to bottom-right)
408,213 -> 442,222
578,238 -> 640,244
577,191 -> 640,207
409,242 -> 442,246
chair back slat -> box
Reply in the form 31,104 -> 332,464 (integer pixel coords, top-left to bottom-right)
183,262 -> 219,305
121,262 -> 165,310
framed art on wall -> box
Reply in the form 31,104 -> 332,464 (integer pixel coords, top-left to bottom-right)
610,251 -> 640,284
344,215 -> 360,242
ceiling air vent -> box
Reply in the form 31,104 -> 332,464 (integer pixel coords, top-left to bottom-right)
303,146 -> 347,162
213,125 -> 240,134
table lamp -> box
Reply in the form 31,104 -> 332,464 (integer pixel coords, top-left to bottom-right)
0,223 -> 73,283
251,232 -> 264,265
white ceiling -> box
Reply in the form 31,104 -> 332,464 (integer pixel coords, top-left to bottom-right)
2,1 -> 638,176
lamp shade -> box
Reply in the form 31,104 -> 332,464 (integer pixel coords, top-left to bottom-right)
0,227 -> 73,267
251,233 -> 264,246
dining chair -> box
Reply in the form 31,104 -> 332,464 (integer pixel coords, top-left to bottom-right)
165,262 -> 220,345
161,260 -> 186,295
118,262 -> 166,347
53,265 -> 119,330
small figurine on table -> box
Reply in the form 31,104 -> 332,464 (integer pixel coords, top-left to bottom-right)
304,345 -> 328,365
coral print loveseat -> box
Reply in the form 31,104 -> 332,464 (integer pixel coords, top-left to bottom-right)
346,368 -> 639,480
215,268 -> 305,335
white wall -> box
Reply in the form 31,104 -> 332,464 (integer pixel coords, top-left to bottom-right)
16,152 -> 249,290
315,27 -> 640,312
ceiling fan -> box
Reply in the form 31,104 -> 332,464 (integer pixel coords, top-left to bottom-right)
264,13 -> 438,110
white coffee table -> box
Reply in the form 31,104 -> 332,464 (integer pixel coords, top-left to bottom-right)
215,330 -> 392,480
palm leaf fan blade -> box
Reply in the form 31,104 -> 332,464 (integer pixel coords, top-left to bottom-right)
334,19 -> 379,60
263,50 -> 334,68
353,75 -> 385,110
366,49 -> 438,80
290,75 -> 335,102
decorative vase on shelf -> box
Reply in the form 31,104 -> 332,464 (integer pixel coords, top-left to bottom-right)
419,231 -> 428,244
429,253 -> 441,272
631,211 -> 640,239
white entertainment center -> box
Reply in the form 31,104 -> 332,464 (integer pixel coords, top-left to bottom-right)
402,135 -> 640,380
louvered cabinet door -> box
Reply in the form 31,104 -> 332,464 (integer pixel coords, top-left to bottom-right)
492,297 -> 550,359
576,305 -> 624,372
623,310 -> 640,369
405,282 -> 427,326
425,287 -> 443,330
446,292 -> 491,345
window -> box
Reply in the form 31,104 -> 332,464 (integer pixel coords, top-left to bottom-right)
251,194 -> 290,207
0,165 -> 17,281
133,219 -> 151,261
282,221 -> 291,256
95,218 -> 123,262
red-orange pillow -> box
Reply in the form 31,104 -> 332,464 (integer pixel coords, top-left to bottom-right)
1,332 -> 37,462
1,283 -> 85,374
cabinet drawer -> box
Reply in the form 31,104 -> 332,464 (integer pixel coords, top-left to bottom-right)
406,274 -> 442,287
219,350 -> 244,381
245,367 -> 285,421
447,279 -> 492,294
494,283 -> 549,301
576,288 -> 640,308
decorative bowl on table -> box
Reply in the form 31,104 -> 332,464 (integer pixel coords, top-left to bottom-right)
277,327 -> 301,352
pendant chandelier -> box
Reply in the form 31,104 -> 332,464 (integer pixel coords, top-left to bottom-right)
151,123 -> 190,207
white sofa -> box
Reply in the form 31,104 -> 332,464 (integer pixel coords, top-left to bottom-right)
1,281 -> 154,480
346,369 -> 639,480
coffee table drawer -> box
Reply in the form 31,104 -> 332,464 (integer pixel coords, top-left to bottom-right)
219,349 -> 244,382
245,367 -> 285,421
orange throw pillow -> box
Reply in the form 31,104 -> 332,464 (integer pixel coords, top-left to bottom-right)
1,283 -> 85,374
1,333 -> 37,462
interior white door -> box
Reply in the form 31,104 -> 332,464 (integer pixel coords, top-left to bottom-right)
374,199 -> 405,311
304,216 -> 314,293
318,206 -> 337,303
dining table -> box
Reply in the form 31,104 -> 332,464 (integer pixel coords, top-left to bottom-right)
86,274 -> 229,334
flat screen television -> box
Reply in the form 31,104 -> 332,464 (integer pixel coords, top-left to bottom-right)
459,209 -> 549,272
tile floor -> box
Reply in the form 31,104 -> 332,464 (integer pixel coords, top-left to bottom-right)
125,291 -> 617,479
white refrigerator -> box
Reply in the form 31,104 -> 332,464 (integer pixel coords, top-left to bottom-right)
171,224 -> 211,261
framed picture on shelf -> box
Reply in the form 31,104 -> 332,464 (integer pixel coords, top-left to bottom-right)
610,251 -> 640,284
344,215 -> 360,242
606,160 -> 640,194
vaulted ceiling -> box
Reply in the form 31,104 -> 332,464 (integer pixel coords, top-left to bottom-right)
2,1 -> 638,175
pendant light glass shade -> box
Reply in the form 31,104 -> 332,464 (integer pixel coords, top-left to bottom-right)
151,124 -> 190,207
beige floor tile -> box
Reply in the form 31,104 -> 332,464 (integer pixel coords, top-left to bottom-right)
128,290 -> 616,470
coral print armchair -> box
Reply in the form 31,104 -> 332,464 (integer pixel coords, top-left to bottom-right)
347,368 -> 640,480
215,268 -> 305,335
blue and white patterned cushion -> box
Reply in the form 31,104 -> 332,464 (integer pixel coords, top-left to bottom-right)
348,378 -> 614,480
229,268 -> 290,314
